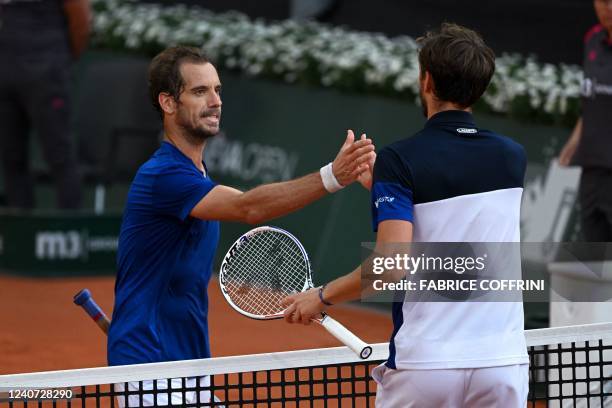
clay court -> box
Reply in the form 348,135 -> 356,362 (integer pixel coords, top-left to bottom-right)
0,276 -> 600,408
0,274 -> 392,376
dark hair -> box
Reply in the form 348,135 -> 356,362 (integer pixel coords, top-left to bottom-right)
417,23 -> 495,108
148,46 -> 210,118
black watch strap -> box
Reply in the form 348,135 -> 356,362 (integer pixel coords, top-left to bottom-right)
318,283 -> 333,306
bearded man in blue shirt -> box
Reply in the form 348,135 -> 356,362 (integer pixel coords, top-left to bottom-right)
108,46 -> 375,407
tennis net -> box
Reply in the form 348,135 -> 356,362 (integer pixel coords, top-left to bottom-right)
0,323 -> 610,407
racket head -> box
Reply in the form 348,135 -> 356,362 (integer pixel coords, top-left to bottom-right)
219,226 -> 313,320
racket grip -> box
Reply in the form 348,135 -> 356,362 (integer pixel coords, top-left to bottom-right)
73,288 -> 110,335
319,315 -> 372,359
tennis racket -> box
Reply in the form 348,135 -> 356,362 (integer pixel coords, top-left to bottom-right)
219,226 -> 372,359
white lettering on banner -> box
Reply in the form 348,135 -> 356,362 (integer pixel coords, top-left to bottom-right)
87,237 -> 119,251
35,231 -> 119,260
205,134 -> 299,183
36,231 -> 82,260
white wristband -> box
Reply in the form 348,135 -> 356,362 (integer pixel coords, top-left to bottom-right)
320,162 -> 344,193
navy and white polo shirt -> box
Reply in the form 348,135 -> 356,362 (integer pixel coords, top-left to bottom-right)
371,110 -> 529,369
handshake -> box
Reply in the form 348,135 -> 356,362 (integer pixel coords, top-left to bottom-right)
324,129 -> 377,192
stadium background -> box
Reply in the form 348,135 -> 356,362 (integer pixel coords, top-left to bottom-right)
0,0 -> 599,378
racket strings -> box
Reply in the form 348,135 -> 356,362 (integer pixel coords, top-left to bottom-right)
228,233 -> 305,315
223,230 -> 309,316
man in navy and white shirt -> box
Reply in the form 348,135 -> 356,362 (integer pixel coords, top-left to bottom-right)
282,24 -> 529,407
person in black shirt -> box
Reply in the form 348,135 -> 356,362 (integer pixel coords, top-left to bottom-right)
559,0 -> 612,241
0,0 -> 90,209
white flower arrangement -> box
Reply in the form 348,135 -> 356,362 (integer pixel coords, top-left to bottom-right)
91,0 -> 582,126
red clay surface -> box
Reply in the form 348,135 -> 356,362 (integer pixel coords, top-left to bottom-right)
0,274 -> 392,375
0,275 -> 549,408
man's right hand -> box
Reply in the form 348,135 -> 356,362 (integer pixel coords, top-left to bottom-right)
331,130 -> 376,186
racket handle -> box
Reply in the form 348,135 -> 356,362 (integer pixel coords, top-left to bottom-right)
73,288 -> 110,335
319,315 -> 372,359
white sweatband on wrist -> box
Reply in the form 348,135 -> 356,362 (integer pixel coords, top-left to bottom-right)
320,162 -> 344,193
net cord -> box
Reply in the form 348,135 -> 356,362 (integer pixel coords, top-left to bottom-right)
0,323 -> 610,389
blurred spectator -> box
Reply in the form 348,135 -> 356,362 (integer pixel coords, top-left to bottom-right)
0,0 -> 90,210
559,0 -> 612,241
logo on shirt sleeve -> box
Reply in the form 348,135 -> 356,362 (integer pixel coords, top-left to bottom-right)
374,196 -> 396,208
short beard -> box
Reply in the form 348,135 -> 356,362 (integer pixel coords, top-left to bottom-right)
176,107 -> 220,145
180,122 -> 218,144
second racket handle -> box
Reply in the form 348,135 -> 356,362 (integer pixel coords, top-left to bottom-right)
74,289 -> 111,335
319,315 -> 372,359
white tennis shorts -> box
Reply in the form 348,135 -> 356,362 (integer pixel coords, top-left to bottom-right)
372,363 -> 529,408
115,376 -> 223,407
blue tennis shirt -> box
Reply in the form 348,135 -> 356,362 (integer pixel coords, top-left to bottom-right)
108,141 -> 220,366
